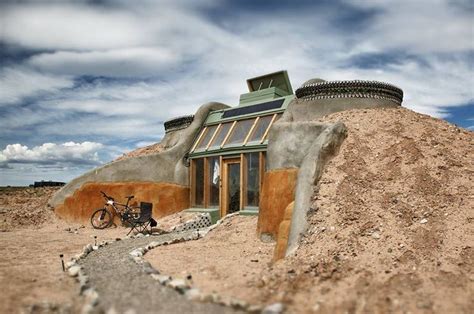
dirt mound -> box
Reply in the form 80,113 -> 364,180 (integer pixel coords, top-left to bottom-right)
115,142 -> 163,161
0,187 -> 62,231
261,107 -> 474,313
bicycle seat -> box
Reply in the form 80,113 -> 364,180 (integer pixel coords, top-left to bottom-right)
125,195 -> 134,199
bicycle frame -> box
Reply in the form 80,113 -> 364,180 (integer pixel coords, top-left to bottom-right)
100,191 -> 138,222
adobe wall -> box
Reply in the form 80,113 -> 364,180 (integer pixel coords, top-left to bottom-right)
55,182 -> 189,224
273,201 -> 294,261
257,169 -> 298,238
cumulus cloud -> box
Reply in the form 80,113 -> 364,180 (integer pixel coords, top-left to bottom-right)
0,142 -> 103,166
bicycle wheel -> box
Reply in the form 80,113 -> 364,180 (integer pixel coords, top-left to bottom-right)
90,208 -> 112,229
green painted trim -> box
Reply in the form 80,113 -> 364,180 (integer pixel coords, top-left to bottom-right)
239,87 -> 288,105
246,70 -> 293,95
189,145 -> 267,158
202,94 -> 294,126
240,208 -> 259,216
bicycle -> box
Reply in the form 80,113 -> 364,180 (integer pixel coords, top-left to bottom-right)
90,191 -> 140,229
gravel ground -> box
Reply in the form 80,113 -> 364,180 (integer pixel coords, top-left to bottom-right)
80,231 -> 240,314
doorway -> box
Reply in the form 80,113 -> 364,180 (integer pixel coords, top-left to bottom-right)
221,158 -> 241,216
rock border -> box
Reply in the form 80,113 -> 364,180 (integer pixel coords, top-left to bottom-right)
65,239 -> 114,313
128,213 -> 268,313
66,213 -> 283,314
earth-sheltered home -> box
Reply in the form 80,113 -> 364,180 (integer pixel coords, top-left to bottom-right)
50,70 -> 403,258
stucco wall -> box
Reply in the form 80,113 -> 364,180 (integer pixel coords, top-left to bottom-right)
282,97 -> 398,122
55,182 -> 189,224
50,102 -> 229,211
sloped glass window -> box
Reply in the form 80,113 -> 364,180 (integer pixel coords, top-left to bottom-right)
224,118 -> 255,146
195,125 -> 218,150
208,122 -> 232,148
248,115 -> 273,142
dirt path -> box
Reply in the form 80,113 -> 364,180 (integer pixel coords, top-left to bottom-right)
79,232 -> 240,314
0,224 -> 126,314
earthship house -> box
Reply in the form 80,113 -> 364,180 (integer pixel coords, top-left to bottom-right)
49,71 -> 403,259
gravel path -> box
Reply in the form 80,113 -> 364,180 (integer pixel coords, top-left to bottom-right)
79,232 -> 240,313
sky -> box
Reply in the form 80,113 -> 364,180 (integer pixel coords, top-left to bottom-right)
0,0 -> 473,186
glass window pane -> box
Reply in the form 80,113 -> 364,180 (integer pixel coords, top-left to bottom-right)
248,115 -> 273,142
195,125 -> 218,150
246,153 -> 260,207
228,163 -> 240,213
194,159 -> 204,206
224,118 -> 255,146
208,122 -> 232,148
208,157 -> 220,207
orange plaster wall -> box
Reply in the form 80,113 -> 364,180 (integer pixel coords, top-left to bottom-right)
55,182 -> 189,224
257,168 -> 298,238
273,201 -> 294,261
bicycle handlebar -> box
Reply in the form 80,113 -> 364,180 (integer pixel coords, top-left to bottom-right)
100,191 -> 114,201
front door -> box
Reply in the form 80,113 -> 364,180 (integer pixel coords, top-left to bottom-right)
221,158 -> 241,216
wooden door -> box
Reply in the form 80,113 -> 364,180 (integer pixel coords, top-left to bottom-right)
220,158 -> 241,217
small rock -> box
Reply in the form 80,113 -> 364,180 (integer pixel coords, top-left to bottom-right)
65,261 -> 76,269
185,288 -> 201,301
132,256 -> 142,263
129,249 -> 143,258
211,293 -> 221,303
83,244 -> 93,254
167,279 -> 189,292
247,304 -> 263,313
106,307 -> 118,314
78,274 -> 89,286
230,298 -> 248,310
135,233 -> 144,238
262,302 -> 284,314
68,265 -> 81,277
420,218 -> 428,224
83,289 -> 99,306
92,245 -> 99,251
200,293 -> 214,302
152,274 -> 171,285
371,232 -> 381,239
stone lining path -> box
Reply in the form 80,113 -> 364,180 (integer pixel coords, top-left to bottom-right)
79,231 -> 240,313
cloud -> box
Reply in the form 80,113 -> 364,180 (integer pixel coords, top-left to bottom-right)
0,141 -> 103,166
343,0 -> 474,53
28,48 -> 181,77
0,67 -> 73,105
1,3 -> 150,50
0,0 -> 473,185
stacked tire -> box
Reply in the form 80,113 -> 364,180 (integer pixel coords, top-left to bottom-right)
164,115 -> 194,133
295,80 -> 403,105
